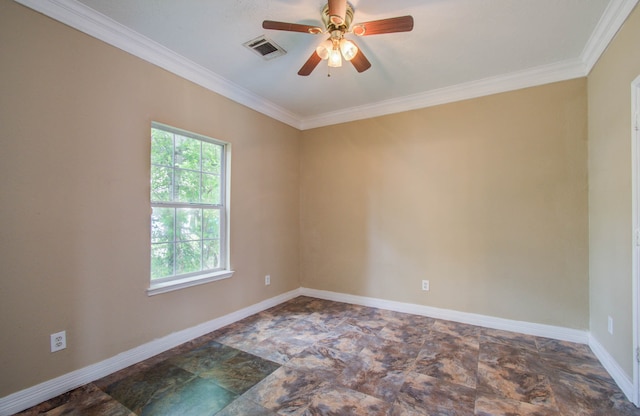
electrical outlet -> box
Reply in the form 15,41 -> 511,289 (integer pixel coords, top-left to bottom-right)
50,331 -> 66,352
265,275 -> 271,286
421,280 -> 430,291
608,316 -> 613,335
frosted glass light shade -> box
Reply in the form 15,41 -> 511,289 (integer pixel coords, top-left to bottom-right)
328,48 -> 342,67
340,39 -> 358,61
316,40 -> 332,60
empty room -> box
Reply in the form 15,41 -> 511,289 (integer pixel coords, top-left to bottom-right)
2,0 -> 640,415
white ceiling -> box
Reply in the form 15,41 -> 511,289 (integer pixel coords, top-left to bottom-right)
16,0 -> 639,129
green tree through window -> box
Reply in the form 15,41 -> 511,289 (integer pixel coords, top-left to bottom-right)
150,123 -> 227,283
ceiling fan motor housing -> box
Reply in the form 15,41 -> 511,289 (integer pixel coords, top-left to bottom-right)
322,3 -> 354,32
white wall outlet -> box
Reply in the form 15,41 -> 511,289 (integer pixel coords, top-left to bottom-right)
50,331 -> 66,352
421,280 -> 430,291
265,275 -> 271,286
608,316 -> 613,334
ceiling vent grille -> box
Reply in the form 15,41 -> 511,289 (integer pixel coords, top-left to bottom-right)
243,35 -> 286,60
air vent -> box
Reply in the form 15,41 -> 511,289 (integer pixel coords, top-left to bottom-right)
243,35 -> 286,60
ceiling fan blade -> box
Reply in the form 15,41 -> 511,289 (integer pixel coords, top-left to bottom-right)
263,20 -> 323,34
352,16 -> 414,36
298,51 -> 323,76
350,47 -> 371,73
328,0 -> 347,25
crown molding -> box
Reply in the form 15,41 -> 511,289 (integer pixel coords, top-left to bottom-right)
14,0 -> 639,130
14,0 -> 303,130
299,59 -> 587,130
581,0 -> 639,72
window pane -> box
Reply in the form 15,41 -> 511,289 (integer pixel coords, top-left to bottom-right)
176,241 -> 202,274
150,123 -> 227,283
203,209 -> 220,240
151,166 -> 172,202
176,208 -> 202,242
151,128 -> 173,166
202,142 -> 221,174
151,242 -> 174,279
201,173 -> 220,204
204,240 -> 220,270
175,169 -> 201,203
175,135 -> 201,170
151,207 -> 175,243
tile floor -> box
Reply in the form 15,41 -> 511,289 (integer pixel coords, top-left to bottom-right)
15,296 -> 640,415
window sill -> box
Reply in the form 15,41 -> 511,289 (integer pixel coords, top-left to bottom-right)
146,270 -> 234,296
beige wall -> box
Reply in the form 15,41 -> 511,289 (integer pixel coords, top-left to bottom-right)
0,2 -> 300,397
300,79 -> 589,329
588,4 -> 640,378
9,0 -> 637,401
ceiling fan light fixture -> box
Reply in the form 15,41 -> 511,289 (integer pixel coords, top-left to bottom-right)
340,39 -> 358,61
262,1 -> 413,76
328,48 -> 342,67
316,39 -> 332,60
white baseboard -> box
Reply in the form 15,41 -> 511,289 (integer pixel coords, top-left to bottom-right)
0,288 -> 302,416
589,333 -> 634,402
300,288 -> 589,344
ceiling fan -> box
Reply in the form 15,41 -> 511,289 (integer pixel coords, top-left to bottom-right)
262,0 -> 414,76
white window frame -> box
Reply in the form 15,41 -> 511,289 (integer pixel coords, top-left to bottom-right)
147,122 -> 233,296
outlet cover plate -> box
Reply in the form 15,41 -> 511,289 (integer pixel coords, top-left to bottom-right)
51,330 -> 66,352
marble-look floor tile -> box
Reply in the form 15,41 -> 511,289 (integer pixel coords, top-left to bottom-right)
338,317 -> 388,336
279,319 -> 334,343
550,368 -> 640,416
536,338 -> 594,359
477,361 -> 557,409
394,313 -> 437,330
247,335 -> 314,364
359,336 -> 420,372
432,319 -> 481,340
474,395 -> 560,416
377,322 -> 429,349
304,382 -> 391,415
305,310 -> 348,328
17,384 -> 135,416
478,340 -> 556,409
537,339 -> 615,387
168,341 -> 239,374
337,339 -> 411,402
479,341 -> 545,374
197,350 -> 280,394
103,361 -> 198,414
428,326 -> 480,351
243,366 -> 323,415
392,372 -> 476,416
169,340 -> 281,395
215,321 -> 273,351
412,342 -> 478,388
479,328 -> 539,352
315,330 -> 371,354
139,377 -> 237,416
285,345 -> 356,379
338,363 -> 406,403
216,397 -> 277,416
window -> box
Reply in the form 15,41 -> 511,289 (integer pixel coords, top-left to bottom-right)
148,122 -> 232,295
